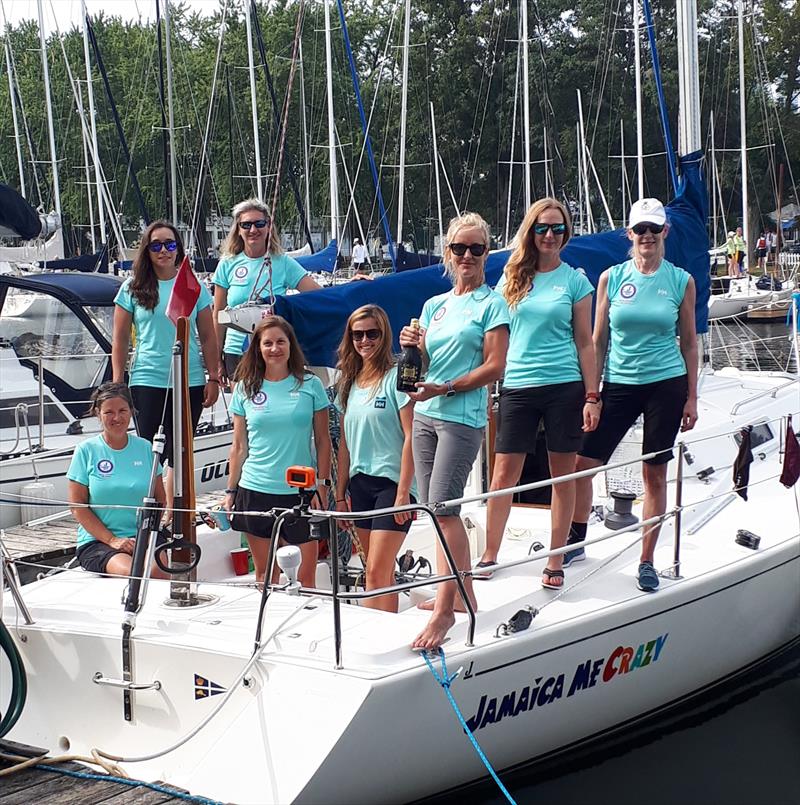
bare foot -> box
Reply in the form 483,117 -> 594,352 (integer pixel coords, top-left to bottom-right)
411,611 -> 456,651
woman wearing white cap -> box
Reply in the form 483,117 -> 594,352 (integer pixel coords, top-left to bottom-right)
570,198 -> 698,593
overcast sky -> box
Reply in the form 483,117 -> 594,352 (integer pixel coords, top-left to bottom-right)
2,0 -> 222,31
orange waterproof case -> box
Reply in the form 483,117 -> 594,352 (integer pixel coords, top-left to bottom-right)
286,466 -> 316,489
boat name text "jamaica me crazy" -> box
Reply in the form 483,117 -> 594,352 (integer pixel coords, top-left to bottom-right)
466,633 -> 668,733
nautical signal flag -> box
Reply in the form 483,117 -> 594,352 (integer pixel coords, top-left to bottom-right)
166,256 -> 201,325
194,673 -> 226,700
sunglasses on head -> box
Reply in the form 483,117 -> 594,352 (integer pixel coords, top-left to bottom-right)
449,242 -> 487,257
631,222 -> 664,236
351,328 -> 381,342
239,219 -> 268,231
148,239 -> 178,253
533,222 -> 567,236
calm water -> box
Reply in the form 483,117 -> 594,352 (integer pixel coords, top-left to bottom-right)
422,320 -> 800,805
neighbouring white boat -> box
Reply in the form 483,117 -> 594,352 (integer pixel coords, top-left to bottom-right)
2,365 -> 799,804
708,276 -> 793,320
0,272 -> 234,528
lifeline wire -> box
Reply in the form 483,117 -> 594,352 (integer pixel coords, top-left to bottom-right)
422,649 -> 516,805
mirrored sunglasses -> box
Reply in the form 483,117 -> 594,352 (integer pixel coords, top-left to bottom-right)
533,222 -> 567,236
239,219 -> 268,231
148,239 -> 178,253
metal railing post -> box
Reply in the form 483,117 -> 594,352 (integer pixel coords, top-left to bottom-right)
328,516 -> 343,669
663,442 -> 684,580
37,356 -> 44,449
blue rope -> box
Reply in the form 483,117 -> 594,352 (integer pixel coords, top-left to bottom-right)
422,648 -> 517,804
35,764 -> 223,805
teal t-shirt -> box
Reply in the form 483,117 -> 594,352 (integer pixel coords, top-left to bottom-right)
416,285 -> 510,428
496,262 -> 594,388
114,277 -> 212,388
336,366 -> 416,495
67,434 -> 161,548
230,373 -> 329,495
212,252 -> 308,354
605,259 -> 690,384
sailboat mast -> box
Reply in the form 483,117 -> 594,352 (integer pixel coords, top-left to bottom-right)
37,0 -> 61,217
430,102 -> 444,253
4,42 -> 26,199
76,80 -> 96,251
397,0 -> 410,246
299,38 -> 311,226
520,0 -> 531,209
505,29 -> 520,244
245,0 -> 263,201
620,120 -> 626,225
676,0 -> 701,155
82,0 -> 106,247
164,0 -> 178,223
737,0 -> 749,257
324,0 -> 339,242
633,0 -> 644,198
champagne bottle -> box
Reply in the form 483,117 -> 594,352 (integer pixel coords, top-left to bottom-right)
397,318 -> 423,392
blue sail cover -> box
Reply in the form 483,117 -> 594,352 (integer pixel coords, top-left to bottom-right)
38,248 -> 109,273
295,239 -> 339,273
0,184 -> 41,240
276,152 -> 710,367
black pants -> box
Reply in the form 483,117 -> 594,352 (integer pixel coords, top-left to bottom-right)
130,385 -> 205,466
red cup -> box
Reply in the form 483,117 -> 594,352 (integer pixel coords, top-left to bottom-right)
230,548 -> 250,576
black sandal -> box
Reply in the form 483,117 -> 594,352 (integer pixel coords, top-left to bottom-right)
541,567 -> 565,590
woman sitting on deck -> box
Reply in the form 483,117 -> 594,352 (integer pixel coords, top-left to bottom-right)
398,212 -> 509,651
334,305 -> 416,612
572,198 -> 698,592
67,383 -> 167,578
224,316 -> 332,586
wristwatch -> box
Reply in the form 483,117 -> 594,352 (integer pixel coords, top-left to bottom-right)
319,478 -> 332,487
444,380 -> 456,398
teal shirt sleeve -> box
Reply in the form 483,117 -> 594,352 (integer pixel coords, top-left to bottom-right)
114,280 -> 134,313
309,375 -> 330,410
230,384 -> 246,416
283,255 -> 309,290
482,291 -> 510,331
196,281 -> 212,312
570,268 -> 595,303
67,441 -> 89,485
211,258 -> 232,290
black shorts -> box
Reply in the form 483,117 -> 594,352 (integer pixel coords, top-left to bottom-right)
348,473 -> 416,533
130,385 -> 205,467
223,352 -> 242,378
756,248 -> 767,258
76,529 -> 168,575
495,381 -> 585,454
579,374 -> 688,466
230,486 -> 311,545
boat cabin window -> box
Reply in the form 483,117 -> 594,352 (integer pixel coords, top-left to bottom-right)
733,423 -> 774,450
1,287 -> 110,390
0,395 -> 69,429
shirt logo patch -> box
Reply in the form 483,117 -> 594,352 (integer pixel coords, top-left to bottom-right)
97,459 -> 114,474
252,391 -> 267,406
553,285 -> 566,293
433,306 -> 447,321
234,266 -> 248,279
657,288 -> 669,296
620,283 -> 637,300
374,397 -> 387,409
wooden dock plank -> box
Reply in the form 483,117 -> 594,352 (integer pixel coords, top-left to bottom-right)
93,785 -> 182,804
0,772 -> 124,805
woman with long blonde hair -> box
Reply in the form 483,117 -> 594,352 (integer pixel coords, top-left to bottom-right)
223,315 -> 332,585
475,197 -> 598,590
212,198 -> 320,382
398,211 -> 509,650
334,305 -> 416,612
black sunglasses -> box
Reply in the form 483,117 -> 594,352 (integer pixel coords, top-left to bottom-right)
240,219 -> 268,231
449,242 -> 487,257
351,328 -> 381,342
148,239 -> 178,253
631,222 -> 665,236
533,222 -> 567,236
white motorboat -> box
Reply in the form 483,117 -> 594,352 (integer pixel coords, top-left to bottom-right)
2,364 -> 798,804
707,275 -> 793,320
0,272 -> 234,528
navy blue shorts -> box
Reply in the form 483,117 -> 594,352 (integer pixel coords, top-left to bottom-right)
348,473 -> 416,533
76,529 -> 168,574
579,375 -> 688,466
231,486 -> 312,545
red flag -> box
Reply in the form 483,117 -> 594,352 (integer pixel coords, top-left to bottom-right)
780,418 -> 800,488
166,256 -> 201,325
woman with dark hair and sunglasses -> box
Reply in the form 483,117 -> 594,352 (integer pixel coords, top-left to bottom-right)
334,304 -> 416,612
475,198 -> 598,590
212,198 -> 320,382
67,383 -> 168,579
224,316 -> 332,585
572,198 -> 698,593
112,221 -> 219,510
398,212 -> 509,650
